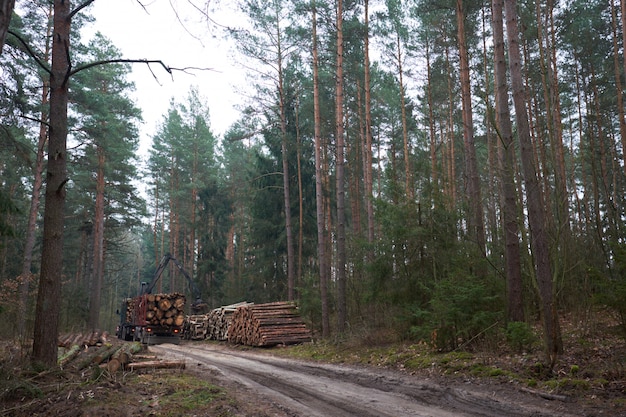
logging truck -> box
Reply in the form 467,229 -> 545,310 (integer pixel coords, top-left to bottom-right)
117,253 -> 207,345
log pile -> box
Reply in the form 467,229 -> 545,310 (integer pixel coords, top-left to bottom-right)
227,302 -> 311,347
206,301 -> 254,341
57,339 -> 185,373
184,314 -> 210,340
139,292 -> 186,327
58,330 -> 109,348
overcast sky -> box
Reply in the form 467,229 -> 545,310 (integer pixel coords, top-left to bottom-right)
86,0 -> 245,156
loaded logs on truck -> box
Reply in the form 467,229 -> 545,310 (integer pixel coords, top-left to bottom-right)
118,253 -> 207,344
140,292 -> 186,327
118,292 -> 186,343
227,301 -> 312,347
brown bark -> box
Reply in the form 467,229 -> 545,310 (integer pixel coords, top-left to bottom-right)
456,0 -> 486,253
612,0 -> 626,176
504,0 -> 562,364
311,1 -> 330,338
572,62 -> 587,233
189,138 -> 198,284
445,42 -> 457,208
347,129 -> 361,236
425,38 -> 438,194
18,3 -> 53,338
88,145 -> 105,330
0,0 -> 14,54
32,0 -> 70,367
482,6 -> 498,250
536,1 -> 568,234
355,79 -> 365,236
395,31 -> 411,198
295,97 -> 304,291
590,65 -> 616,241
363,0 -> 375,247
335,0 -> 347,332
492,0 -> 524,322
275,4 -> 296,301
622,0 -> 626,175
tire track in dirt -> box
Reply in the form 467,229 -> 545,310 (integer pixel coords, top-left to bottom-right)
151,343 -> 577,417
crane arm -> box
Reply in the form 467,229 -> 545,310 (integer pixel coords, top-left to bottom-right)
142,253 -> 171,295
144,253 -> 207,313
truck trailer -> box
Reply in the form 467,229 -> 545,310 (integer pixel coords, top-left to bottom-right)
117,253 -> 207,344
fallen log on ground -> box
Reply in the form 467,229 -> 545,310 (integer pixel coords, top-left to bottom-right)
75,344 -> 116,370
58,344 -> 82,367
58,330 -> 109,348
126,360 -> 186,371
104,342 -> 143,373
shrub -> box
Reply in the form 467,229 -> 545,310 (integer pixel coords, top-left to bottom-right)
505,321 -> 536,353
593,243 -> 626,340
410,276 -> 503,351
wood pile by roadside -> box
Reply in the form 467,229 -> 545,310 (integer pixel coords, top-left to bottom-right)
58,330 -> 109,348
206,301 -> 254,341
56,333 -> 185,372
227,301 -> 312,347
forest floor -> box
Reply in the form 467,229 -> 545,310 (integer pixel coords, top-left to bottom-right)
0,311 -> 625,416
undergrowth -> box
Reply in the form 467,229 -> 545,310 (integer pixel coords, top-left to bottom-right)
279,313 -> 626,404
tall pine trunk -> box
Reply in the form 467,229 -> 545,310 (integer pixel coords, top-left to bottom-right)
492,0 -> 524,322
482,7 -> 498,249
32,0 -> 70,367
88,145 -> 106,330
276,11 -> 296,301
18,4 -> 53,338
394,32 -> 411,198
0,0 -> 14,54
504,0 -> 562,365
335,0 -> 347,332
536,1 -> 568,237
611,0 -> 626,177
622,0 -> 626,175
456,0 -> 485,254
363,0 -> 374,248
311,0 -> 330,337
425,37 -> 438,194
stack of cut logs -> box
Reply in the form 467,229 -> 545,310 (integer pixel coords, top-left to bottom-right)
57,338 -> 185,372
140,292 -> 186,327
58,330 -> 109,348
227,301 -> 312,347
206,301 -> 254,341
184,314 -> 210,340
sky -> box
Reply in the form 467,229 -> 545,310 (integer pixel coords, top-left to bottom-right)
86,0 -> 245,156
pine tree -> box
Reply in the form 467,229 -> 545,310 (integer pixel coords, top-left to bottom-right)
71,32 -> 142,330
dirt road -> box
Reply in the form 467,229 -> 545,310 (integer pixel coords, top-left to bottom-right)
151,343 -> 591,417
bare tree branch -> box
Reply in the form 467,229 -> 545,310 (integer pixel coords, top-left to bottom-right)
69,0 -> 96,21
70,58 -> 214,81
19,114 -> 49,128
169,0 -> 205,47
6,29 -> 51,74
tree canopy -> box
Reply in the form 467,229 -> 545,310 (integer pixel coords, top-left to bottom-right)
1,0 -> 626,369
